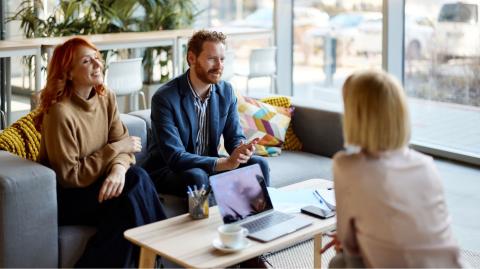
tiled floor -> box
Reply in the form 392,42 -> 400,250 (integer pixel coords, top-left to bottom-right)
436,158 -> 480,252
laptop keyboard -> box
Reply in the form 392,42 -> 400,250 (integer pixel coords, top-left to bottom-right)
241,212 -> 294,233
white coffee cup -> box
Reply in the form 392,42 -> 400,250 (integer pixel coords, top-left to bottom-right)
217,224 -> 249,248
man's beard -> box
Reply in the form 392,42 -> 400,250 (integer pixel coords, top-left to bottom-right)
195,64 -> 222,84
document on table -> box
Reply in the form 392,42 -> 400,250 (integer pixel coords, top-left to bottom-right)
267,187 -> 335,213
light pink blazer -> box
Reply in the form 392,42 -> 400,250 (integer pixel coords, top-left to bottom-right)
333,147 -> 463,268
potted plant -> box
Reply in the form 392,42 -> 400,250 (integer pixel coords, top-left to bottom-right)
8,0 -> 198,85
137,0 -> 197,84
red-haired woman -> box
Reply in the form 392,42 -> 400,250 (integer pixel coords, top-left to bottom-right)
37,37 -> 166,267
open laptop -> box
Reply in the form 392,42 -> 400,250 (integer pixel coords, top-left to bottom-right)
209,164 -> 312,242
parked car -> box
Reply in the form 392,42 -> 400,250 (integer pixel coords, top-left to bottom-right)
304,12 -> 382,57
433,1 -> 480,61
230,6 -> 329,62
230,6 -> 329,30
353,15 -> 434,60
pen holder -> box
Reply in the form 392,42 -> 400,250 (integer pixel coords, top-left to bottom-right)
188,195 -> 209,220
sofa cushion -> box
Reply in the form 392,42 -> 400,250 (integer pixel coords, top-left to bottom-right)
0,110 -> 40,161
237,95 -> 292,156
120,114 -> 147,163
291,104 -> 344,158
58,226 -> 96,268
260,96 -> 303,151
128,109 -> 151,130
266,150 -> 333,188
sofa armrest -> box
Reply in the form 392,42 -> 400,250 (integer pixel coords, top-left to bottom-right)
0,151 -> 58,267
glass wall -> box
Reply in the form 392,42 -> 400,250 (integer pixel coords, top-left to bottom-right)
405,0 -> 480,158
293,0 -> 383,107
3,0 -> 480,160
194,0 -> 274,95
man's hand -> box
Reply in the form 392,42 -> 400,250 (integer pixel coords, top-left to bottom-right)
98,164 -> 127,203
111,136 -> 142,154
215,139 -> 259,171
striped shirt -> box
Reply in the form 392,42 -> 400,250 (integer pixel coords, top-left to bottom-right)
187,76 -> 212,156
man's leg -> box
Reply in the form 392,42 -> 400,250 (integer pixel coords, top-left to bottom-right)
151,167 -> 210,197
246,155 -> 271,186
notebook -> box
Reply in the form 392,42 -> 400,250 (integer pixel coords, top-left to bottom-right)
209,164 -> 312,242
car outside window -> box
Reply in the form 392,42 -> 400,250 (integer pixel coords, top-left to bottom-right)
438,3 -> 478,24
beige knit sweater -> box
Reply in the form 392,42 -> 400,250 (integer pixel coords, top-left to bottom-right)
39,90 -> 134,188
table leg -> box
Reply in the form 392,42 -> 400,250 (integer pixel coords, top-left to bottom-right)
313,233 -> 322,268
139,247 -> 156,268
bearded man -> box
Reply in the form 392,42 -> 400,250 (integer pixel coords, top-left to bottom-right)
143,30 -> 270,198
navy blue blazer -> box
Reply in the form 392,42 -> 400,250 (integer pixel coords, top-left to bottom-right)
142,71 -> 245,175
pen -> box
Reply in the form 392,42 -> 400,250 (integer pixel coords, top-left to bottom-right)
187,185 -> 194,197
196,185 -> 212,207
314,190 -> 335,211
204,185 -> 212,196
313,191 -> 325,205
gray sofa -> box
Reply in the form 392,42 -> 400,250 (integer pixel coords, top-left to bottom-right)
0,103 -> 343,267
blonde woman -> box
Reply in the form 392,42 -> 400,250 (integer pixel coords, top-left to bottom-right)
330,70 -> 463,267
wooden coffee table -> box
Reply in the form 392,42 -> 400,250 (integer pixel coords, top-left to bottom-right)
124,178 -> 336,268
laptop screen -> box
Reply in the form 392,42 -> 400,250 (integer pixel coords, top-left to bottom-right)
210,164 -> 274,224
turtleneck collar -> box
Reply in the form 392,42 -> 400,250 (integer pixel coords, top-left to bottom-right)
71,89 -> 98,112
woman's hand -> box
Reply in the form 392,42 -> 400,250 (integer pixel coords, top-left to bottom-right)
112,136 -> 142,154
321,232 -> 343,254
98,164 -> 127,203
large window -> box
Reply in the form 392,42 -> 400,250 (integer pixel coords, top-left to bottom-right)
293,0 -> 383,107
405,1 -> 480,159
194,0 -> 274,95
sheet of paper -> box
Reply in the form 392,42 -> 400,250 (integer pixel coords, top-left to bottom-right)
267,187 -> 331,213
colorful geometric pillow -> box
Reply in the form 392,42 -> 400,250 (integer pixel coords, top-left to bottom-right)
260,96 -> 303,151
237,95 -> 292,156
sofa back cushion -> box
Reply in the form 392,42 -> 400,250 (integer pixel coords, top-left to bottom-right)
0,111 -> 40,161
290,104 -> 344,158
259,96 -> 303,151
120,114 -> 148,163
126,104 -> 344,160
237,95 -> 292,156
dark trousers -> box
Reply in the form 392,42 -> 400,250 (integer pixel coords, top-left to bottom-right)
151,155 -> 270,197
57,166 -> 167,268
329,252 -> 365,268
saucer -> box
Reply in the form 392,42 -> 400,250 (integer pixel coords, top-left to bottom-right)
212,238 -> 251,253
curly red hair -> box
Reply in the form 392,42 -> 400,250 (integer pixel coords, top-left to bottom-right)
35,36 -> 106,128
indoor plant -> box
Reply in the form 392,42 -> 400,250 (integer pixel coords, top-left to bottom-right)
8,0 -> 198,84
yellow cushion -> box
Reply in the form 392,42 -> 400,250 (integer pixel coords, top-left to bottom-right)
0,110 -> 41,161
260,96 -> 303,151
